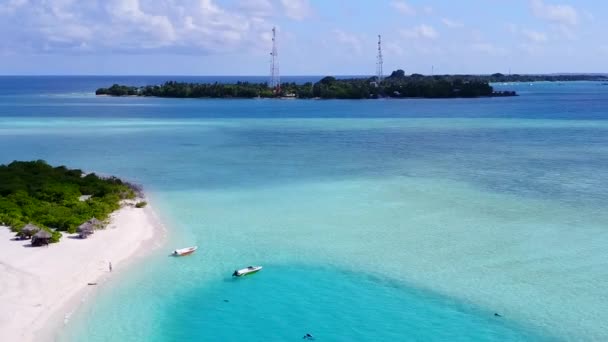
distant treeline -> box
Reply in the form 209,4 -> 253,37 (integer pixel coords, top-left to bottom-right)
95,69 -> 519,99
483,73 -> 608,83
0,160 -> 136,241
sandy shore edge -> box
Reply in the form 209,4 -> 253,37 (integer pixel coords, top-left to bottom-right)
0,198 -> 167,342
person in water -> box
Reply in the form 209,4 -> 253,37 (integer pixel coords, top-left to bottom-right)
303,333 -> 314,340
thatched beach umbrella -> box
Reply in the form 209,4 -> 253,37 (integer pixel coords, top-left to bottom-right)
34,230 -> 51,238
32,229 -> 52,246
77,222 -> 93,232
20,223 -> 41,239
87,218 -> 103,229
77,222 -> 94,238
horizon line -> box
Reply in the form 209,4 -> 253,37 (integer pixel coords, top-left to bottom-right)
1,72 -> 607,77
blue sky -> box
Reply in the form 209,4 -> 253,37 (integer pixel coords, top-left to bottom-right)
0,0 -> 606,75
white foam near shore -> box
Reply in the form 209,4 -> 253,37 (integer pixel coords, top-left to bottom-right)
0,200 -> 165,342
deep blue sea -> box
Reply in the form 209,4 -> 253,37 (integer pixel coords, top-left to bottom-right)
1,77 -> 608,341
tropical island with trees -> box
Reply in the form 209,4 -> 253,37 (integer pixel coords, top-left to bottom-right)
96,69 -> 522,99
0,160 -> 140,244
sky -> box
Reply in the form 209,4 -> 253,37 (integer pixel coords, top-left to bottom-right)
0,0 -> 606,75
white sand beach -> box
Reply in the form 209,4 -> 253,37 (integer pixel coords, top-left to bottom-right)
0,201 -> 165,342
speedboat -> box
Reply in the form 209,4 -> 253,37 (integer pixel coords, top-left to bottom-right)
172,246 -> 198,256
232,266 -> 262,277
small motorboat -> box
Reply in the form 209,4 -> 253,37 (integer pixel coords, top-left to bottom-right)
172,246 -> 198,256
232,266 -> 263,277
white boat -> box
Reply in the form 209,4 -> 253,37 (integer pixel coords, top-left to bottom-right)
232,265 -> 263,277
172,246 -> 197,256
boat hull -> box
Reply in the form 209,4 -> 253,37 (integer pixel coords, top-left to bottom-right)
233,266 -> 263,277
236,269 -> 260,277
173,246 -> 198,256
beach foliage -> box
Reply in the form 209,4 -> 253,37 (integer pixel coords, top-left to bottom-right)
0,160 -> 135,236
95,71 -> 524,99
50,230 -> 62,243
135,201 -> 147,208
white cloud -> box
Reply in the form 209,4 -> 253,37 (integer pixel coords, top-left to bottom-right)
519,43 -> 545,56
390,1 -> 415,15
442,18 -> 464,29
108,0 -> 176,45
401,24 -> 439,40
556,25 -> 577,40
471,43 -> 508,56
384,41 -> 405,56
237,0 -> 274,17
530,0 -> 578,26
522,29 -> 548,43
582,10 -> 595,23
0,0 -> 275,54
280,0 -> 312,21
0,0 -> 28,14
332,29 -> 365,54
508,25 -> 550,44
413,44 -> 442,55
389,1 -> 434,16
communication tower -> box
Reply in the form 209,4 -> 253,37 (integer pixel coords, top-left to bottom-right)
270,27 -> 280,92
376,35 -> 384,82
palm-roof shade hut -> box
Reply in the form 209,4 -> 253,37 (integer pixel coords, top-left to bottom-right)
77,222 -> 95,239
77,218 -> 103,239
31,229 -> 52,246
19,223 -> 41,239
88,218 -> 103,229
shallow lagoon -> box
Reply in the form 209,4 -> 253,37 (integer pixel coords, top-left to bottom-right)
1,78 -> 607,341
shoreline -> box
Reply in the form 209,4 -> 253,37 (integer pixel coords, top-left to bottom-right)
0,198 -> 167,342
94,93 -> 518,100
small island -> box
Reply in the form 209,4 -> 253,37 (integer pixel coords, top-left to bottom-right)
0,161 -> 160,341
95,69 -> 518,99
0,160 -> 141,245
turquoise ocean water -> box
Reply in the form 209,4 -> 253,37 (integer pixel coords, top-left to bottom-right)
1,78 -> 608,341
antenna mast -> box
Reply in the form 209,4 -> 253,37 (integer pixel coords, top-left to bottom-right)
376,35 -> 384,82
270,27 -> 280,93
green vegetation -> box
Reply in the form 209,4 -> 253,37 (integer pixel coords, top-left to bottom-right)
97,82 -> 275,98
95,70 -> 520,99
486,73 -> 608,83
135,201 -> 147,208
0,160 -> 136,240
51,230 -> 62,243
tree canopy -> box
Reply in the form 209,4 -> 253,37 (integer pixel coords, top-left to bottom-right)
0,160 -> 136,240
388,69 -> 406,78
95,70 -> 526,100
